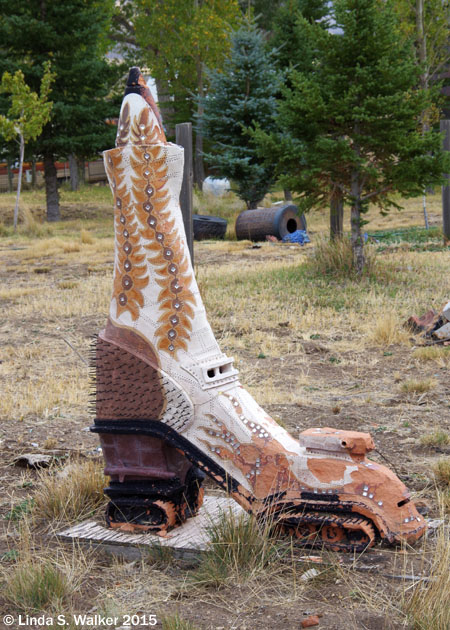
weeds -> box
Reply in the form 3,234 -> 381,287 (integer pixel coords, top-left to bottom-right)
5,498 -> 35,521
161,614 -> 199,630
308,236 -> 378,279
400,378 -> 437,394
33,459 -> 107,524
413,345 -> 450,363
3,560 -> 70,613
192,509 -> 280,587
432,459 -> 450,486
403,519 -> 450,629
420,431 -> 450,447
369,311 -> 409,346
146,541 -> 174,567
80,228 -> 94,244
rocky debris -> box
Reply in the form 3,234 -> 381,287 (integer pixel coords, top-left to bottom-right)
406,301 -> 450,343
14,453 -> 54,468
301,616 -> 320,628
300,568 -> 320,582
443,300 -> 450,321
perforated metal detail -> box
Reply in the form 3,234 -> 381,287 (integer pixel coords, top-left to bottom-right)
182,357 -> 239,390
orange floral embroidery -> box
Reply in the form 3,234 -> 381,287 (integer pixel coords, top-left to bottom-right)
105,150 -> 149,321
106,98 -> 195,353
130,144 -> 196,356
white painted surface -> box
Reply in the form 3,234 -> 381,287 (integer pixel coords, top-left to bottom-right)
57,495 -> 244,553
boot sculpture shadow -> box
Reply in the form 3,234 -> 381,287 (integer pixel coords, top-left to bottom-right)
91,68 -> 426,550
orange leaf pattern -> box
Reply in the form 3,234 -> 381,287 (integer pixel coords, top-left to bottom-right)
105,101 -> 196,357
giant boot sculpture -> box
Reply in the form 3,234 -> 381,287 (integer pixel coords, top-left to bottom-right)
91,68 -> 426,550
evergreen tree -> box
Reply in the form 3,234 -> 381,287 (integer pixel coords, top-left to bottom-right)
199,21 -> 280,208
0,0 -> 119,221
253,0 -> 449,273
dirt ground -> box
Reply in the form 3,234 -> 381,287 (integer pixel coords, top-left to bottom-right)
0,192 -> 449,630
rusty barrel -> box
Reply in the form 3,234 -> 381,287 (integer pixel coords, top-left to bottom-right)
235,203 -> 305,241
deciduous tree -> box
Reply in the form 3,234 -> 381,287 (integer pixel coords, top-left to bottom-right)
113,0 -> 241,189
0,63 -> 54,230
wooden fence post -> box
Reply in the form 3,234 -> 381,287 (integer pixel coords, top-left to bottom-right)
441,119 -> 450,243
176,122 -> 194,264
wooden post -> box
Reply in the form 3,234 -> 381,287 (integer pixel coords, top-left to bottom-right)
176,122 -> 194,264
441,120 -> 450,243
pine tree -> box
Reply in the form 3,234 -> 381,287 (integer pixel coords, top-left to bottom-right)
0,0 -> 119,221
199,21 -> 280,208
253,0 -> 450,272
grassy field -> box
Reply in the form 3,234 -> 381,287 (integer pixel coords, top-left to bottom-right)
0,185 -> 449,630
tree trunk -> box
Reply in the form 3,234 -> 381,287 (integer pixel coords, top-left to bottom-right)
350,172 -> 364,275
13,134 -> 25,231
416,0 -> 432,227
31,158 -> 37,188
44,153 -> 60,222
330,190 -> 344,239
6,159 -> 13,193
194,58 -> 205,190
69,153 -> 79,191
154,77 -> 175,138
283,189 -> 293,201
77,157 -> 86,185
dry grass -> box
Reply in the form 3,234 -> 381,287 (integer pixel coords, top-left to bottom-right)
33,459 -> 107,525
432,459 -> 450,486
80,228 -> 95,244
161,615 -> 199,630
413,345 -> 450,365
3,558 -> 71,613
308,235 -> 379,278
369,311 -> 410,347
400,378 -> 437,394
404,519 -> 450,630
420,431 -> 450,447
192,508 -> 282,588
0,186 -> 449,626
1,519 -> 93,617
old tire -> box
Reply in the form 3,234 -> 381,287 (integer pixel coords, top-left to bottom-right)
193,214 -> 227,241
235,204 -> 306,242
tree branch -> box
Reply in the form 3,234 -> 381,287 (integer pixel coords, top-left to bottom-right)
361,185 -> 393,202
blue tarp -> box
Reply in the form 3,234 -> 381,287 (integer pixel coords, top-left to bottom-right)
282,230 -> 310,245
